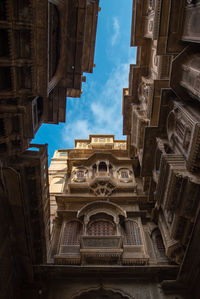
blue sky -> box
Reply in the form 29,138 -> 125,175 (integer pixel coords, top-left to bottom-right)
33,0 -> 137,163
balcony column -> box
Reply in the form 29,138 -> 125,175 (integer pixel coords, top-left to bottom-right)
83,216 -> 89,235
96,161 -> 100,173
115,216 -> 120,236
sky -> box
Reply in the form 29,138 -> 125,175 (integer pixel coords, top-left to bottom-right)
33,0 -> 137,163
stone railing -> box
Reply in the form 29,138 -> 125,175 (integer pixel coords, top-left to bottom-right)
54,236 -> 150,265
80,236 -> 123,264
81,236 -> 122,249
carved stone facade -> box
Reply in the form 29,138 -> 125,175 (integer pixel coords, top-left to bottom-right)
0,0 -> 100,157
122,0 -> 200,298
0,1 -> 100,298
44,135 -> 181,299
0,144 -> 50,299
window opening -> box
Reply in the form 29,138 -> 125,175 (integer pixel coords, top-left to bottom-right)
122,220 -> 142,245
62,221 -> 82,245
88,220 -> 115,236
99,161 -> 107,172
77,170 -> 84,178
121,171 -> 129,179
155,235 -> 165,255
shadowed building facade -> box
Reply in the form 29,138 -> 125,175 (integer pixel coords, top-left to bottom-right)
0,0 -> 99,157
0,1 -> 100,298
122,0 -> 200,298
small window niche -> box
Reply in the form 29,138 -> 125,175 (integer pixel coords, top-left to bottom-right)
73,168 -> 87,182
119,168 -> 132,183
99,161 -> 107,172
77,170 -> 84,179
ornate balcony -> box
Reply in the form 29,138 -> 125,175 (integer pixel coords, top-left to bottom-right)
80,236 -> 123,264
54,236 -> 149,265
81,235 -> 122,248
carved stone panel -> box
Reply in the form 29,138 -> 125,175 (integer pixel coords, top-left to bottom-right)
182,3 -> 200,43
171,46 -> 200,103
167,101 -> 200,172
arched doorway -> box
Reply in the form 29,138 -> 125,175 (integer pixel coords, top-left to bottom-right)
73,288 -> 131,299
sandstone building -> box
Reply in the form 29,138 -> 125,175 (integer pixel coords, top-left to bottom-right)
0,0 -> 99,157
44,0 -> 200,297
0,0 -> 100,298
122,0 -> 200,297
1,0 -> 200,298
45,135 -> 179,298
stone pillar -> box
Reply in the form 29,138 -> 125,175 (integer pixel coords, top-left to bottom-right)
83,216 -> 89,235
115,216 -> 120,236
96,161 -> 100,172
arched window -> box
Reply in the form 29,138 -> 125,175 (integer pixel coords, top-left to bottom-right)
151,228 -> 168,260
99,161 -> 107,172
77,170 -> 84,178
155,235 -> 165,256
62,221 -> 83,245
88,220 -> 115,236
74,288 -> 130,299
121,171 -> 129,179
167,110 -> 176,142
122,220 -> 142,245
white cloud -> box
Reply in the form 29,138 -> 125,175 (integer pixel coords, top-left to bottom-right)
111,17 -> 120,46
60,47 -> 137,148
89,62 -> 129,131
61,61 -> 131,147
62,120 -> 91,147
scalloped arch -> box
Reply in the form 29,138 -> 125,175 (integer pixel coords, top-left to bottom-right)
77,201 -> 127,219
71,286 -> 133,299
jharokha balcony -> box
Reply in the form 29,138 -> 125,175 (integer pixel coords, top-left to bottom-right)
80,235 -> 123,264
52,202 -> 149,265
53,218 -> 149,265
54,235 -> 149,265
